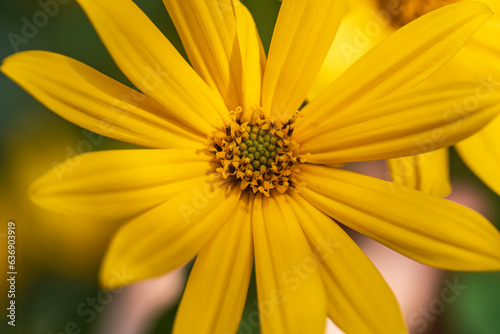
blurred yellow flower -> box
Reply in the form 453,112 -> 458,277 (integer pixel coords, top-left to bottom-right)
311,0 -> 500,197
2,0 -> 500,333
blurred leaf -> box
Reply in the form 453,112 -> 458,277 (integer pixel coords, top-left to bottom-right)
446,272 -> 500,334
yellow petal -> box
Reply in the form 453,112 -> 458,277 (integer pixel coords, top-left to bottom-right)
30,149 -> 217,220
173,192 -> 253,334
477,0 -> 500,17
100,181 -> 241,289
287,193 -> 407,334
234,0 -> 266,118
470,11 -> 500,47
298,1 -> 493,133
299,164 -> 500,271
163,0 -> 241,110
299,82 -> 500,165
387,148 -> 451,197
262,0 -> 348,118
1,51 -> 205,149
76,0 -> 228,133
432,17 -> 500,83
456,114 -> 500,196
253,194 -> 326,334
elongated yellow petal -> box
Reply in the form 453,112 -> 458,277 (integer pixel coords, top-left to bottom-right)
299,165 -> 500,271
234,0 -> 266,118
287,193 -> 407,334
456,114 -> 500,196
387,149 -> 451,197
100,181 -> 241,289
299,82 -> 500,165
1,51 -> 205,149
76,0 -> 228,133
173,192 -> 253,334
253,194 -> 326,334
163,0 -> 241,109
30,149 -> 217,220
262,0 -> 348,118
298,1 -> 492,132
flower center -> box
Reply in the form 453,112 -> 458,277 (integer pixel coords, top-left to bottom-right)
378,0 -> 458,27
210,109 -> 306,196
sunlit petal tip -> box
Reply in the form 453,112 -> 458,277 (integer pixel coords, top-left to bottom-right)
0,52 -> 15,71
1,52 -> 31,79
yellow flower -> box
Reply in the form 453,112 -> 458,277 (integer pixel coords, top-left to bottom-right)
311,0 -> 500,197
2,0 -> 500,333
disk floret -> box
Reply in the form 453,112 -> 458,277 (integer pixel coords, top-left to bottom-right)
210,111 -> 306,196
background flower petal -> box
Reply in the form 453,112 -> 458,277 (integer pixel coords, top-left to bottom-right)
456,115 -> 500,196
387,149 -> 451,197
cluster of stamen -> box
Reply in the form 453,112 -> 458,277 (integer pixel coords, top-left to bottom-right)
210,111 -> 306,196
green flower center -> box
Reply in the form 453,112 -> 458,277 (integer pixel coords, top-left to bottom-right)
235,125 -> 280,171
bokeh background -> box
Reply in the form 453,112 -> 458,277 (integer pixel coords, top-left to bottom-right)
0,0 -> 499,333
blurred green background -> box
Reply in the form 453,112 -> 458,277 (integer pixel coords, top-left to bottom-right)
0,0 -> 499,333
